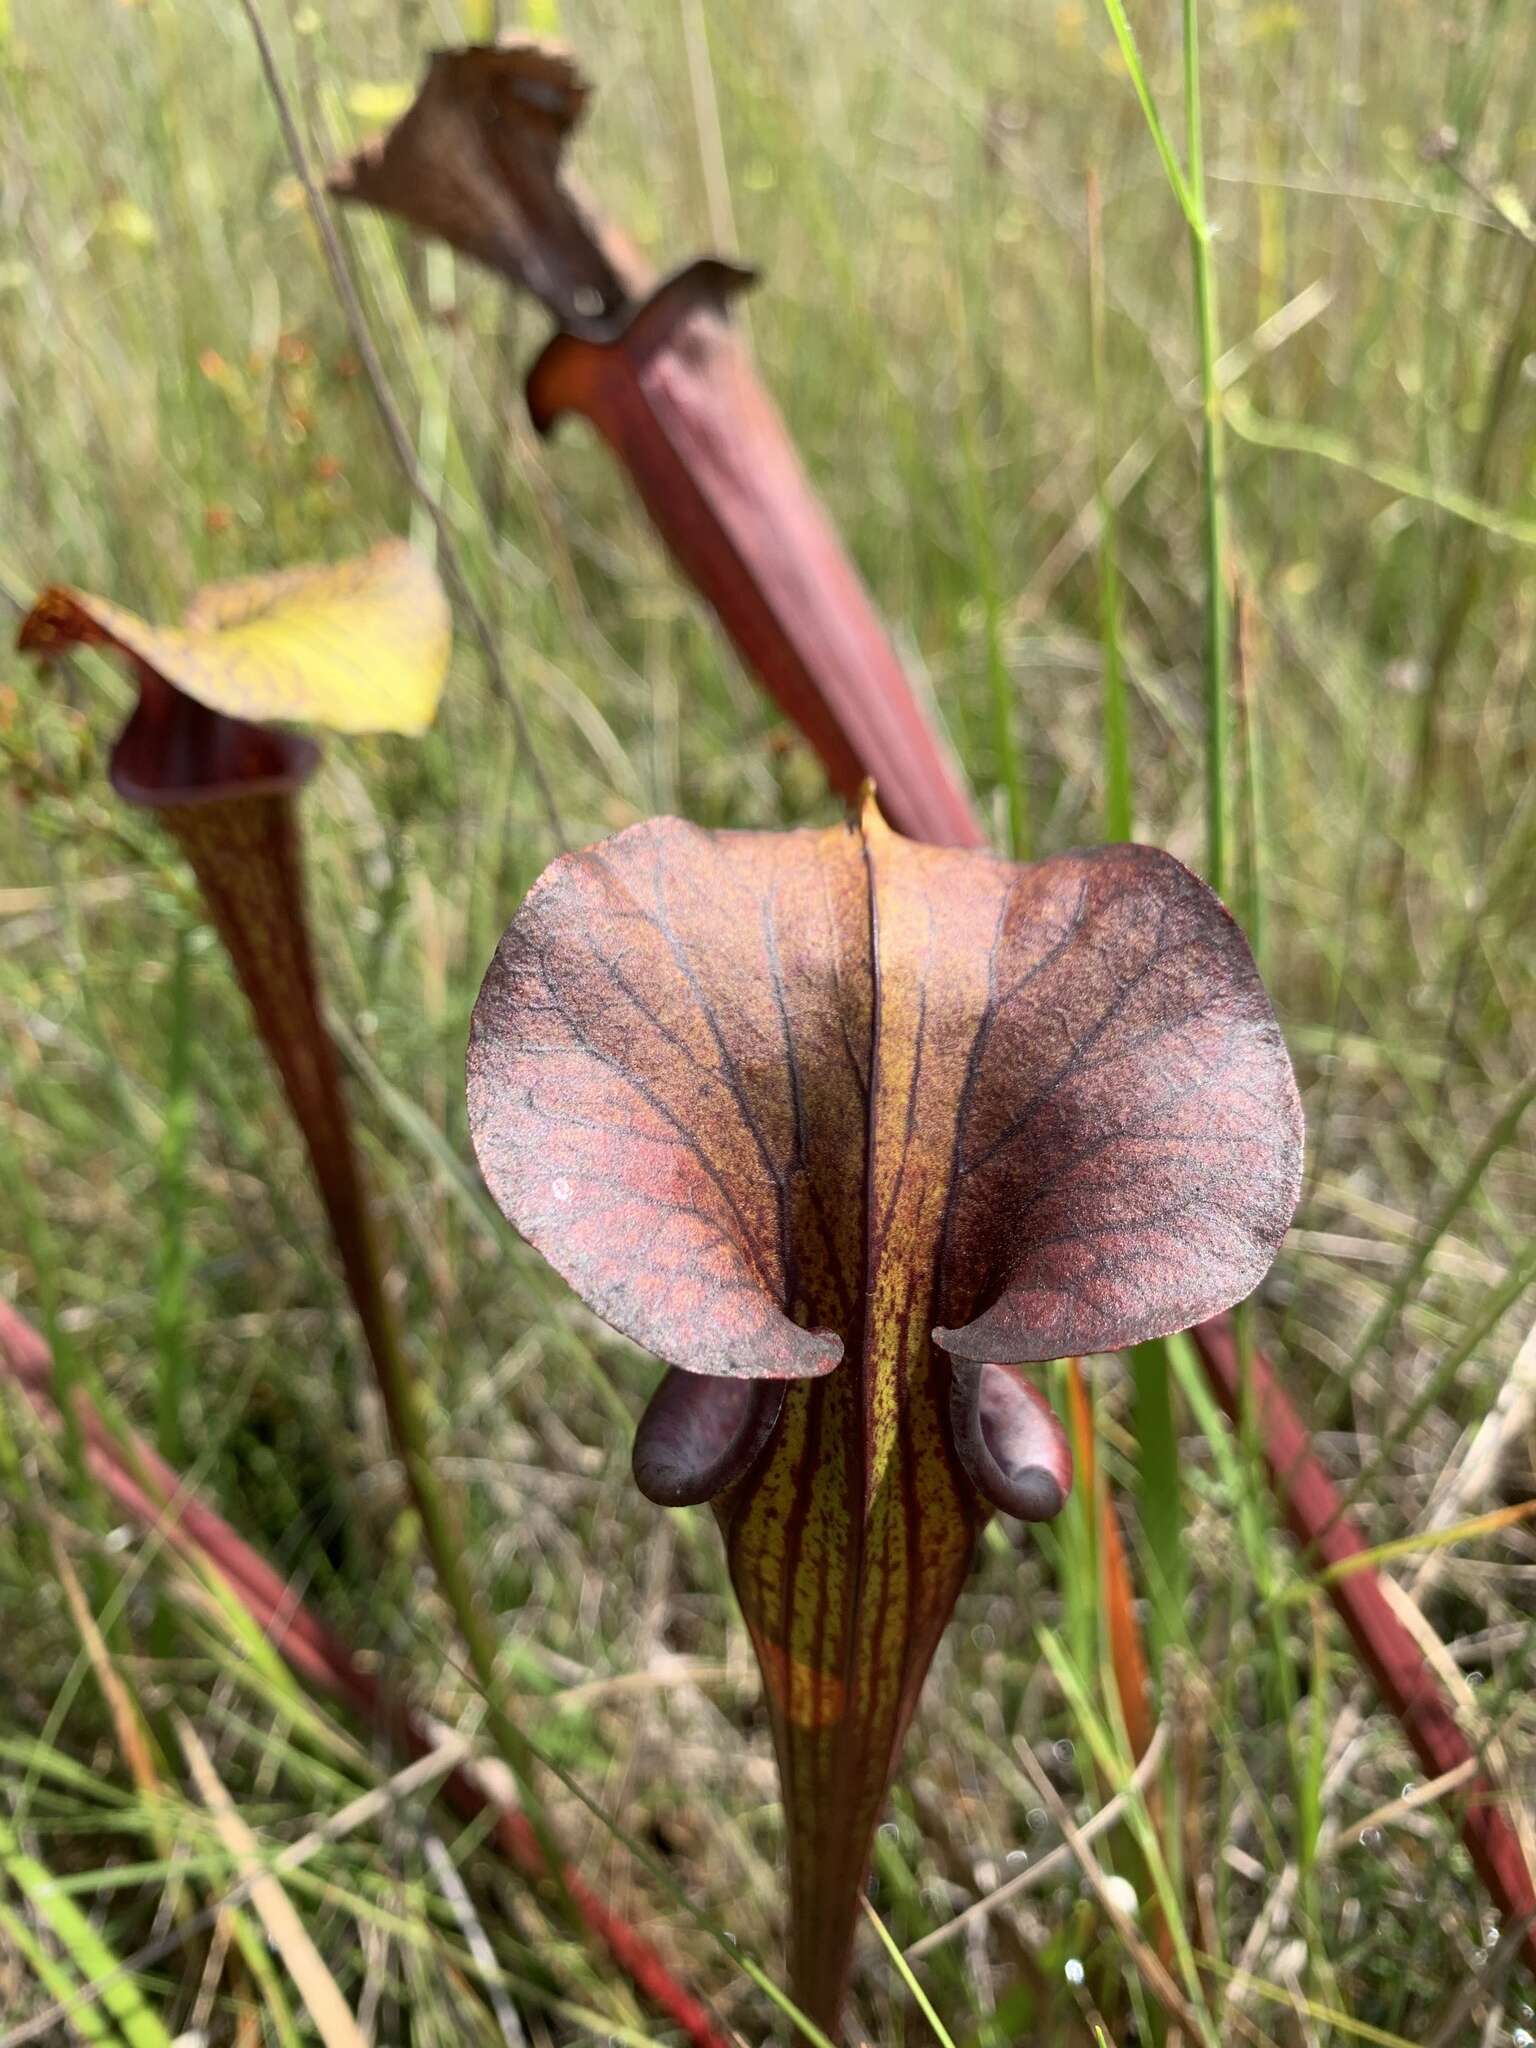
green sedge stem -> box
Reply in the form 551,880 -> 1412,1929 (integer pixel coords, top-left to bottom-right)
950,268 -> 1028,859
1088,170 -> 1132,844
1183,0 -> 1232,898
154,921 -> 194,1469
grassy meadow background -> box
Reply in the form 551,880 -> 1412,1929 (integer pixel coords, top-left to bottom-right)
3,0 -> 1536,2041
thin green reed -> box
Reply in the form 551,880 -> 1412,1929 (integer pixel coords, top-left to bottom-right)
1086,31 -> 1200,1702
1086,171 -> 1131,847
1234,596 -> 1267,976
154,921 -> 195,1470
1094,2 -> 1255,1926
1099,0 -> 1231,893
954,273 -> 1029,860
1100,13 -> 1343,1985
1181,0 -> 1233,900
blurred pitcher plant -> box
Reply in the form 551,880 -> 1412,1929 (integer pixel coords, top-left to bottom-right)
330,41 -> 979,850
466,792 -> 1303,2022
18,541 -> 446,1413
13,544 -> 502,1726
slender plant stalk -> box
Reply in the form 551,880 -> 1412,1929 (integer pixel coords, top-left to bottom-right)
954,272 -> 1028,860
1182,0 -> 1232,899
153,921 -> 194,1469
1233,589 -> 1267,972
1080,174 -> 1173,1858
1177,9 -> 1328,1969
1098,10 -> 1240,1637
1087,170 -> 1132,846
1098,0 -> 1234,884
859,1897 -> 959,2048
1088,137 -> 1187,1813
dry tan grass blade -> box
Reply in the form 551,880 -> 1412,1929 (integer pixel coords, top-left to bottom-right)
175,1716 -> 370,2048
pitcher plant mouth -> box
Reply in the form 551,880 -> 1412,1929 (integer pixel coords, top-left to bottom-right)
106,665 -> 318,808
467,791 -> 1303,2026
16,535 -> 452,1306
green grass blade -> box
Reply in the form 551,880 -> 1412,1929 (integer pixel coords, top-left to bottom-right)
1228,397 -> 1536,549
0,1898 -> 123,2046
0,1811 -> 175,2048
153,918 -> 195,1468
1098,0 -> 1197,227
1088,170 -> 1132,844
1182,0 -> 1233,897
1129,1341 -> 1187,1662
860,1894 -> 958,2048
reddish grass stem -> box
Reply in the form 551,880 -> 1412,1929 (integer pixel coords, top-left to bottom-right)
1193,1312 -> 1536,1975
0,1298 -> 735,2048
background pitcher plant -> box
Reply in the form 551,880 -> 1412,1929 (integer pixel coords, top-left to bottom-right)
17,542 -> 448,1378
467,793 -> 1304,2025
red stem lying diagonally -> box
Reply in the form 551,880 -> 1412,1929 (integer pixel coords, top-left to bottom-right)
1193,1314 -> 1536,1975
0,1300 -> 735,2048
